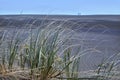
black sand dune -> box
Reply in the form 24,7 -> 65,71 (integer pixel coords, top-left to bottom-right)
0,15 -> 120,34
0,15 -> 120,71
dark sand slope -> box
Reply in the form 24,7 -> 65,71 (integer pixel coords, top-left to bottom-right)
0,15 -> 120,71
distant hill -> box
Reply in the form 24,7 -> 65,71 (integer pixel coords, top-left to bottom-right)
0,15 -> 120,28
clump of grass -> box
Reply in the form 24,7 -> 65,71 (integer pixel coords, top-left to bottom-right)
0,23 -> 80,80
96,52 -> 120,80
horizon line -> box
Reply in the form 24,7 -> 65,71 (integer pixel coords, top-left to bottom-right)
0,13 -> 120,16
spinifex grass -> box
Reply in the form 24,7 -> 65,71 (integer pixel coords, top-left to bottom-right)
24,27 -> 63,79
0,24 -> 79,80
96,52 -> 120,80
19,26 -> 82,80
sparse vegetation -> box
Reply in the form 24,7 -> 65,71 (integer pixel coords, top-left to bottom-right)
0,19 -> 120,80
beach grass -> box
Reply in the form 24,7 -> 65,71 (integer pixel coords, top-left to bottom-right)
0,20 -> 120,80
